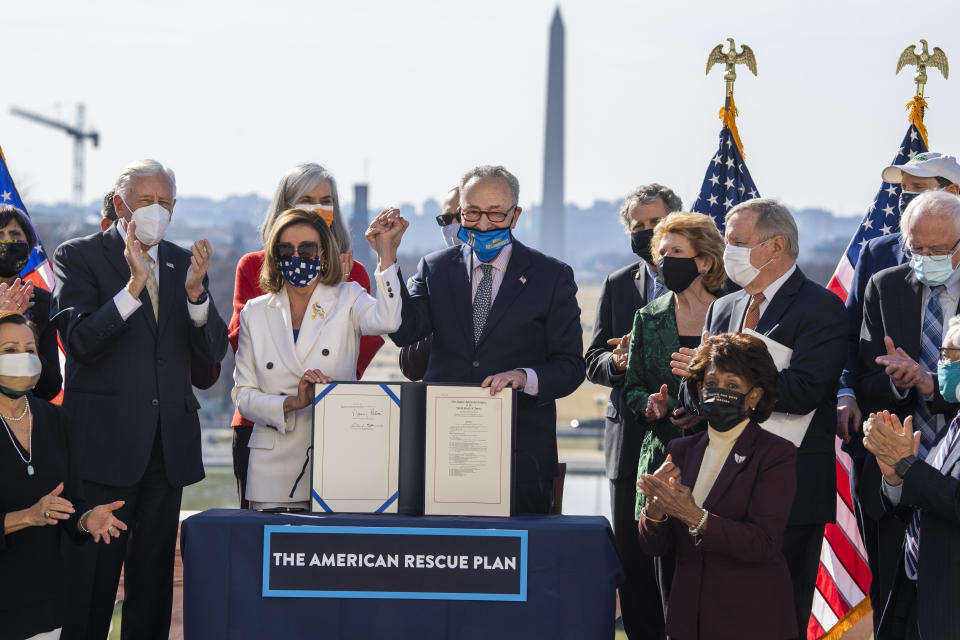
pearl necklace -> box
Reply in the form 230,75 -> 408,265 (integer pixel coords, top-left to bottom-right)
2,403 -> 33,475
0,399 -> 29,422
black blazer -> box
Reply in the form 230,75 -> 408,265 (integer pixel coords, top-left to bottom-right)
50,225 -> 228,488
692,267 -> 847,526
390,241 -> 585,483
25,287 -> 63,401
584,261 -> 650,480
877,421 -> 960,640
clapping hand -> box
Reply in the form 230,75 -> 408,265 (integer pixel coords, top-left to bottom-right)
876,336 -> 934,396
122,220 -> 149,298
670,331 -> 708,378
863,410 -> 921,485
28,482 -> 74,527
637,473 -> 702,528
606,332 -> 631,372
645,384 -> 670,421
84,501 -> 128,544
0,278 -> 34,314
284,369 -> 333,413
185,239 -> 212,302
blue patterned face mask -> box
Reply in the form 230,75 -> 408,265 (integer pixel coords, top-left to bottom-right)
277,255 -> 321,287
457,226 -> 512,262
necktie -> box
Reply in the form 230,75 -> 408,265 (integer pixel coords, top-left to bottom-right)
473,264 -> 494,344
141,251 -> 159,322
651,279 -> 666,301
915,285 -> 946,457
742,293 -> 766,331
904,414 -> 960,579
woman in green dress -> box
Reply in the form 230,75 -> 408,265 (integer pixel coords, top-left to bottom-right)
623,211 -> 726,621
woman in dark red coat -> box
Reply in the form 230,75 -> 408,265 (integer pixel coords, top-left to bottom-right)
227,163 -> 384,507
637,333 -> 798,640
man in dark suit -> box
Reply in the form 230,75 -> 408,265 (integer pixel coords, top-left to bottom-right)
863,403 -> 960,639
53,160 -> 228,640
674,198 -> 847,631
391,164 -> 584,514
854,189 -> 960,623
584,183 -> 681,639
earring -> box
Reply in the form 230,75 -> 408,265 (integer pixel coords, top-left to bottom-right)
320,262 -> 327,273
699,269 -> 707,275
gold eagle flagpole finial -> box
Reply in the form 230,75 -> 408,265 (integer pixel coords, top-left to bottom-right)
896,39 -> 948,98
705,37 -> 757,106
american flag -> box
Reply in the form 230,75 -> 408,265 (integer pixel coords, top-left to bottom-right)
810,125 -> 927,639
826,125 -> 927,298
691,125 -> 760,232
0,145 -> 55,290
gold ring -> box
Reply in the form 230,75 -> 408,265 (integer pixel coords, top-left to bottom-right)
652,496 -> 659,502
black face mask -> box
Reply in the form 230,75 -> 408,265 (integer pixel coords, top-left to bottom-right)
0,242 -> 29,278
700,387 -> 751,432
658,256 -> 701,293
630,229 -> 654,264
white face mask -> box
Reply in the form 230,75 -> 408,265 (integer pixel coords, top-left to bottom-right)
123,199 -> 171,246
0,352 -> 42,395
441,223 -> 463,248
723,240 -> 773,288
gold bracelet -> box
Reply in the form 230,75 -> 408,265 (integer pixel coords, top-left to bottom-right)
642,507 -> 667,524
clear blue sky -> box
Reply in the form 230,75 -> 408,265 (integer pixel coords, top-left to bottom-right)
2,0 -> 958,218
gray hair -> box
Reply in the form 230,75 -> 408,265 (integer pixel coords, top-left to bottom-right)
102,189 -> 116,221
459,165 -> 520,207
259,163 -> 349,252
900,190 -> 960,239
725,198 -> 800,259
619,184 -> 683,231
113,159 -> 176,203
944,315 -> 960,349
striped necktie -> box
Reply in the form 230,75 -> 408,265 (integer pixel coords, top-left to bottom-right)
141,251 -> 159,322
904,414 -> 960,579
915,285 -> 946,457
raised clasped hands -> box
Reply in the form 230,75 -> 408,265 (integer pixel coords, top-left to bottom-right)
185,239 -> 213,302
605,332 -> 631,372
0,277 -> 35,314
876,336 -> 934,396
364,208 -> 409,270
284,369 -> 333,413
862,410 -> 921,485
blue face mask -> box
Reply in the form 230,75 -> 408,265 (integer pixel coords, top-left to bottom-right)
909,253 -> 958,287
457,226 -> 512,262
938,360 -> 960,403
899,189 -> 920,215
277,255 -> 321,288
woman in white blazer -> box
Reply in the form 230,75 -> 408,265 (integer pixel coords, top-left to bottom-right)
233,207 -> 408,510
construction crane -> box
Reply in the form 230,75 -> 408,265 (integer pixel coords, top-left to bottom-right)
10,103 -> 100,208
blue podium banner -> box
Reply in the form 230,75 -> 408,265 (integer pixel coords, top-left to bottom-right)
262,525 -> 528,601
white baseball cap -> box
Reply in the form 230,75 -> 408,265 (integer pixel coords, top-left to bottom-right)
882,151 -> 960,185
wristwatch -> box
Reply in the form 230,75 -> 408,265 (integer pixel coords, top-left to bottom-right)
188,289 -> 209,305
895,454 -> 919,479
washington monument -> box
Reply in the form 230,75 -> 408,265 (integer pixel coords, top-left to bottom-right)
540,7 -> 565,259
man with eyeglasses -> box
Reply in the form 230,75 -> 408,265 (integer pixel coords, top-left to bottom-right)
854,189 -> 960,624
390,165 -> 585,514
399,187 -> 461,381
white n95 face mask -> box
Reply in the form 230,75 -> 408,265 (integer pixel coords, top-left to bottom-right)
124,200 -> 171,246
0,352 -> 42,377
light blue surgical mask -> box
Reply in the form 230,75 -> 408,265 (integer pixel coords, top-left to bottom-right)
909,252 -> 958,287
938,360 -> 960,403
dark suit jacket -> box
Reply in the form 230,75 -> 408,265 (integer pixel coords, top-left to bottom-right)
638,421 -> 798,640
695,267 -> 847,526
840,232 -> 905,392
50,224 -> 228,488
25,287 -> 63,401
584,260 -> 650,480
877,419 -> 960,640
390,241 -> 585,483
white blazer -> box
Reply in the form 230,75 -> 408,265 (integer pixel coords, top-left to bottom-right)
232,264 -> 402,503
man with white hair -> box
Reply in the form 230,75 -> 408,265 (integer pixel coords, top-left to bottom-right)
854,189 -> 960,619
52,159 -> 228,640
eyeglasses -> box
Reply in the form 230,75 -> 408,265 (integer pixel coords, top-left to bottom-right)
435,212 -> 460,227
902,237 -> 960,259
274,241 -> 319,260
459,205 -> 516,223
940,347 -> 960,363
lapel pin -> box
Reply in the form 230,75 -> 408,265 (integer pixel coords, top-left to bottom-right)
734,454 -> 746,464
311,301 -> 325,321
165,262 -> 174,268
519,276 -> 527,285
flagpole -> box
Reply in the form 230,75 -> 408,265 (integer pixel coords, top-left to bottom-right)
705,38 -> 756,157
896,40 -> 948,148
